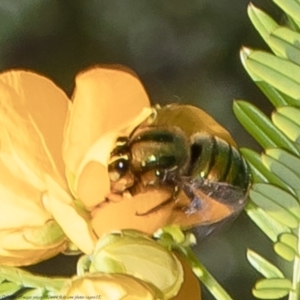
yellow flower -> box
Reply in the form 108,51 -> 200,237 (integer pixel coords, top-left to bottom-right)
63,66 -> 152,209
0,66 -> 153,266
0,71 -> 71,265
0,65 -> 204,298
0,64 -> 235,267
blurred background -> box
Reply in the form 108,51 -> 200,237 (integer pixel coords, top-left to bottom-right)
0,0 -> 290,299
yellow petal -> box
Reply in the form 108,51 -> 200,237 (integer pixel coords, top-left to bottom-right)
0,70 -> 70,179
0,229 -> 66,266
0,228 -> 64,251
0,159 -> 50,229
43,175 -> 96,254
63,65 -> 151,177
91,189 -> 174,238
75,107 -> 152,209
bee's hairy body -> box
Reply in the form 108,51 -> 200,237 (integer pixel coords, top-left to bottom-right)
108,104 -> 250,219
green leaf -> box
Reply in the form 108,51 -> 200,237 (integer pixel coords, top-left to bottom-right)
253,278 -> 291,298
255,277 -> 292,290
241,149 -> 295,194
279,232 -> 298,251
247,249 -> 285,278
248,4 -> 279,47
249,4 -> 300,65
253,289 -> 289,299
252,183 -> 300,220
240,48 -> 300,102
245,201 -> 290,242
274,241 -> 297,261
256,81 -> 298,108
250,188 -> 299,229
0,282 -> 21,297
273,106 -> 300,144
262,154 -> 300,197
240,49 -> 300,107
241,148 -> 272,183
233,101 -> 299,155
274,232 -> 298,261
269,27 -> 300,65
266,148 -> 300,179
272,112 -> 300,145
276,106 -> 300,126
273,0 -> 300,25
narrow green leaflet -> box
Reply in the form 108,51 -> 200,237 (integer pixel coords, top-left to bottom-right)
241,148 -> 295,194
241,48 -> 300,102
273,106 -> 300,144
255,278 -> 292,291
269,28 -> 300,65
279,233 -> 298,251
276,106 -> 300,127
253,289 -> 289,299
248,3 -> 300,65
233,101 -> 299,155
274,233 -> 298,261
274,241 -> 297,261
256,81 -> 299,108
250,189 -> 299,229
241,148 -> 272,183
245,201 -> 290,242
247,4 -> 279,47
253,278 -> 291,299
241,49 -> 300,108
262,154 -> 300,197
273,0 -> 300,25
265,148 -> 300,179
272,112 -> 300,145
252,183 -> 300,221
247,249 -> 284,278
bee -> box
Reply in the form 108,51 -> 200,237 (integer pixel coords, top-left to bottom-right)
108,104 -> 250,235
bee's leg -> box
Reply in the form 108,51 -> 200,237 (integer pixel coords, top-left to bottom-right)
180,180 -> 203,214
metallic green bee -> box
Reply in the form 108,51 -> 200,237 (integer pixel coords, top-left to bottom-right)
108,104 -> 250,233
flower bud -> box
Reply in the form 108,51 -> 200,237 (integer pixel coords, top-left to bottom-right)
86,230 -> 183,299
64,273 -> 163,300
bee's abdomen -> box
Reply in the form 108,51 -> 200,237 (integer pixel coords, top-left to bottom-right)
189,133 -> 249,190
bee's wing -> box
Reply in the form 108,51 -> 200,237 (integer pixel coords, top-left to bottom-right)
170,178 -> 248,238
182,178 -> 248,213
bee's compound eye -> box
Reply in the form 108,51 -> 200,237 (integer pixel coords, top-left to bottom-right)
108,157 -> 130,182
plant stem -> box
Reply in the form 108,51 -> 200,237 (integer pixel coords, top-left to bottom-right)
177,245 -> 234,300
288,225 -> 300,300
0,265 -> 66,292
